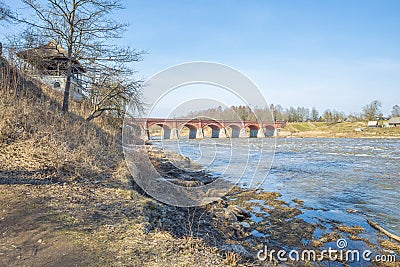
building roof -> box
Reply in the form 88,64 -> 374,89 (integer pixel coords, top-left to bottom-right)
388,117 -> 400,124
17,41 -> 85,73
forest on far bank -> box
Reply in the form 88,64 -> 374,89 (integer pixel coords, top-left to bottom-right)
181,101 -> 400,123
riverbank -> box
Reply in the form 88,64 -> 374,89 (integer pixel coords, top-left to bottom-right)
0,142 -> 307,266
1,143 -> 399,266
146,146 -> 400,266
0,81 -> 229,266
0,84 -> 398,266
279,122 -> 400,138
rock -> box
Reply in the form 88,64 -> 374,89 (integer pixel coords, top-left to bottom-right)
220,244 -> 251,257
228,205 -> 251,220
346,208 -> 358,213
215,208 -> 238,222
166,170 -> 181,178
240,222 -> 251,228
165,179 -> 203,187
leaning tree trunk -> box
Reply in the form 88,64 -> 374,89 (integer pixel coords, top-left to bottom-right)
62,38 -> 74,112
62,3 -> 76,113
62,64 -> 72,112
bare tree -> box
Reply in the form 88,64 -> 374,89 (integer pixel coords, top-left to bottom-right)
311,107 -> 319,122
0,1 -> 11,22
86,63 -> 142,121
391,105 -> 400,117
323,109 -> 333,123
362,100 -> 382,121
7,0 -> 143,114
297,106 -> 309,122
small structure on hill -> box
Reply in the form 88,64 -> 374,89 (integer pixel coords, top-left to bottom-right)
388,117 -> 400,127
17,41 -> 85,100
367,121 -> 378,127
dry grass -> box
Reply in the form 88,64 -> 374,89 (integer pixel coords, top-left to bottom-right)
336,225 -> 365,234
0,79 -> 122,184
281,122 -> 400,138
224,251 -> 242,266
0,65 -> 231,266
379,239 -> 400,254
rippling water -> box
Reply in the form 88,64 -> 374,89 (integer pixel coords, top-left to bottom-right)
156,138 -> 400,238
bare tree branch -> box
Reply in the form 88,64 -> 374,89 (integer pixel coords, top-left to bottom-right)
5,0 -> 144,117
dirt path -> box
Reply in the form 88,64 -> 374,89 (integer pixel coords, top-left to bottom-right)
0,185 -> 91,267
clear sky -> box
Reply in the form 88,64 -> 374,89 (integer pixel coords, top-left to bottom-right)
3,1 -> 400,116
119,0 -> 400,116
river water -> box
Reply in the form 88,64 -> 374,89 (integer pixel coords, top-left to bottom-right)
155,137 -> 400,243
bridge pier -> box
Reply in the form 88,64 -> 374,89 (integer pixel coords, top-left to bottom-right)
239,128 -> 247,138
170,128 -> 179,140
138,119 -> 285,140
218,128 -> 227,138
257,129 -> 265,138
196,128 -> 204,139
142,129 -> 150,141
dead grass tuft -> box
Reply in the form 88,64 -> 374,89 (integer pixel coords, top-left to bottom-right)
224,251 -> 242,266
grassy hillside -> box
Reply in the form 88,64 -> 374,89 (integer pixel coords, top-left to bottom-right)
281,121 -> 400,138
0,62 -> 230,266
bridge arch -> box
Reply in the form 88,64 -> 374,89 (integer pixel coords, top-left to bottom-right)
148,123 -> 173,140
264,125 -> 276,137
147,121 -> 173,129
134,118 -> 285,140
226,124 -> 242,138
202,123 -> 223,138
246,124 -> 261,138
179,123 -> 200,139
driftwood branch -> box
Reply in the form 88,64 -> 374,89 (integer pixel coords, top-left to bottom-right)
367,220 -> 400,243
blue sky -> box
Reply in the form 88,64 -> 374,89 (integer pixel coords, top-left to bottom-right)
119,0 -> 400,116
3,1 -> 400,116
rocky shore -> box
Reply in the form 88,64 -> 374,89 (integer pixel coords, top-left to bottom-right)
1,142 -> 398,266
143,145 -> 400,266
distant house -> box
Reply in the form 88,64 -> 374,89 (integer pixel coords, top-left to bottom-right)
388,117 -> 400,127
17,41 -> 85,100
367,121 -> 378,127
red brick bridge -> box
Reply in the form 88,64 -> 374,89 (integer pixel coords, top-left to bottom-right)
133,118 -> 285,139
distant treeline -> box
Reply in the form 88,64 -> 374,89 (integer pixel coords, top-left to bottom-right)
182,101 -> 400,123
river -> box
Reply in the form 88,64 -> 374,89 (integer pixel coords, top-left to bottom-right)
155,137 -> 400,241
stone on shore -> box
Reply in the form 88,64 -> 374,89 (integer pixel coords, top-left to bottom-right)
165,179 -> 203,187
220,244 -> 251,257
227,205 -> 251,220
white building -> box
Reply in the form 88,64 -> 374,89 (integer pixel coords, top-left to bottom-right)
17,41 -> 85,100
